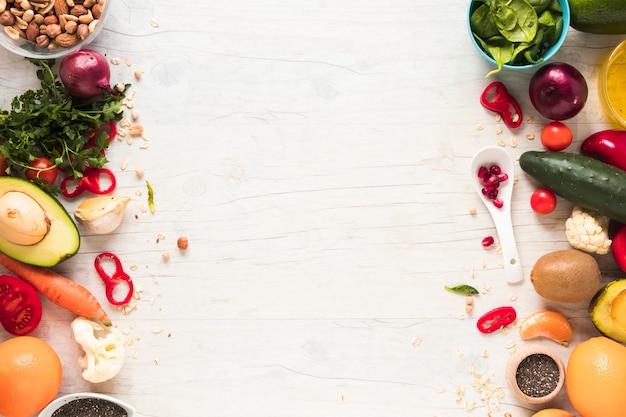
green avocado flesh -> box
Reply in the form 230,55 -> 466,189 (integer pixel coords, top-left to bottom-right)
0,177 -> 79,267
589,279 -> 626,344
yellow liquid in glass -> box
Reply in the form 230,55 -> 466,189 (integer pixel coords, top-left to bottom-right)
602,40 -> 626,128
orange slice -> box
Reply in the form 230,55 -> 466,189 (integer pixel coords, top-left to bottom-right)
518,309 -> 573,345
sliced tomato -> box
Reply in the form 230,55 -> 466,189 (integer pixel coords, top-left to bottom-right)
477,306 -> 517,334
0,274 -> 42,336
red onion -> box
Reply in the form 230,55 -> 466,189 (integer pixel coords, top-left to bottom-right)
529,63 -> 588,121
60,49 -> 118,100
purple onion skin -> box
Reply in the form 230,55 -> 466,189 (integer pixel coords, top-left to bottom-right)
529,63 -> 588,121
60,49 -> 118,100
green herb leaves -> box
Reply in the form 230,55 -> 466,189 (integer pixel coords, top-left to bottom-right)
445,285 -> 480,295
470,0 -> 564,76
0,59 -> 128,194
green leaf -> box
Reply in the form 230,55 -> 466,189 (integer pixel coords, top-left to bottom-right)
445,285 -> 479,295
494,0 -> 538,43
526,0 -> 551,13
470,4 -> 500,39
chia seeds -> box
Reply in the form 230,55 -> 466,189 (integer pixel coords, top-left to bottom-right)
515,353 -> 560,398
51,398 -> 128,417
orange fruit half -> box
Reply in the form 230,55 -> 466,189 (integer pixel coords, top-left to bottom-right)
518,309 -> 573,345
0,336 -> 63,417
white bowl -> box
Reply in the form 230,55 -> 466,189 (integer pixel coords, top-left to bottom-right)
38,392 -> 136,417
0,0 -> 110,59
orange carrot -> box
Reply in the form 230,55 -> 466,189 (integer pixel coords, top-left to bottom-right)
0,253 -> 111,326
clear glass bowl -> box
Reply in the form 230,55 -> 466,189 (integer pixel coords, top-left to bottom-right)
600,39 -> 626,128
0,0 -> 110,59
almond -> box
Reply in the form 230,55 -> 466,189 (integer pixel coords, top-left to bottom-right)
54,0 -> 70,16
25,22 -> 38,42
54,32 -> 78,47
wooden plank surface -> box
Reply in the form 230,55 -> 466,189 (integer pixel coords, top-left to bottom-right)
0,1 -> 624,416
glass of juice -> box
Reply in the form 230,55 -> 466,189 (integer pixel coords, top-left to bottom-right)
601,40 -> 626,128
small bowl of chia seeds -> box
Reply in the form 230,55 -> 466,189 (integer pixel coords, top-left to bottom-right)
506,345 -> 566,404
38,392 -> 136,417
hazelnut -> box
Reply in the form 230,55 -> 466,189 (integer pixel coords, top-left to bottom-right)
177,237 -> 189,250
0,10 -> 15,26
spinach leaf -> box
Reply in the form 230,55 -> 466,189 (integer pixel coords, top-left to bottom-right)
494,0 -> 538,43
526,0 -> 551,13
471,4 -> 500,39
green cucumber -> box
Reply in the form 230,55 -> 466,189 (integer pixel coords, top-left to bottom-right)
568,0 -> 626,35
519,151 -> 626,223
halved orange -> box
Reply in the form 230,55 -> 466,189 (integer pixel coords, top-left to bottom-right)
518,309 -> 573,345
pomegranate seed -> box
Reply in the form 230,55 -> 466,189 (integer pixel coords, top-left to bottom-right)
492,197 -> 504,208
489,165 -> 501,175
497,173 -> 509,182
477,166 -> 489,180
482,236 -> 495,248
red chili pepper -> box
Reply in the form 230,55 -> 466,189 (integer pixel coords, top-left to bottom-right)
580,130 -> 626,172
612,224 -> 626,273
94,252 -> 134,306
85,121 -> 117,149
480,81 -> 523,129
476,306 -> 517,334
60,167 -> 117,198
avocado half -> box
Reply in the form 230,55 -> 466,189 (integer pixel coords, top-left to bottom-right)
589,279 -> 626,344
0,177 -> 79,267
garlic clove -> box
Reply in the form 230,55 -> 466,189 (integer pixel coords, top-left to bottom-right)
74,196 -> 131,234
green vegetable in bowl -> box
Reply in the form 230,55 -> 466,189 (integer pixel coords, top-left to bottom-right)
470,0 -> 563,76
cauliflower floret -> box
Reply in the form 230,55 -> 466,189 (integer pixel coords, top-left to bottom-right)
71,316 -> 126,383
565,206 -> 612,255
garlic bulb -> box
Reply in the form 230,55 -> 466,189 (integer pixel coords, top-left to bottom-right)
74,196 -> 131,234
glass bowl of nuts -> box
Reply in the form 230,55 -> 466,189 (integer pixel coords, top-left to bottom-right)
0,0 -> 109,59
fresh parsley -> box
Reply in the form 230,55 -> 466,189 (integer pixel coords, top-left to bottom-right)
0,58 -> 129,194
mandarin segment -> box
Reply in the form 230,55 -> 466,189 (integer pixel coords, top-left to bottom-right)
518,309 -> 573,345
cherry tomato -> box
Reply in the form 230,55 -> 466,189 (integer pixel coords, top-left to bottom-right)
530,188 -> 557,214
0,274 -> 42,336
25,157 -> 58,185
0,155 -> 8,176
477,306 -> 517,334
612,224 -> 626,273
541,121 -> 573,151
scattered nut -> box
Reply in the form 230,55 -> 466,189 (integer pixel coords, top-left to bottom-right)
177,236 -> 189,250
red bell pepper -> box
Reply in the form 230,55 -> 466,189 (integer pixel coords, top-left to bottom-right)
612,224 -> 626,273
580,130 -> 626,172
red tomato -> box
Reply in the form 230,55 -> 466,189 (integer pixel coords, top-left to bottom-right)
612,224 -> 626,273
477,306 -> 517,334
0,274 -> 42,336
25,157 -> 58,185
541,121 -> 573,151
530,188 -> 557,214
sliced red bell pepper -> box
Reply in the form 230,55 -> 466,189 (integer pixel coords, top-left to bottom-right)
477,306 -> 517,334
580,130 -> 626,172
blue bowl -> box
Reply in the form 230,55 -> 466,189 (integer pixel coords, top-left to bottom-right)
468,0 -> 570,72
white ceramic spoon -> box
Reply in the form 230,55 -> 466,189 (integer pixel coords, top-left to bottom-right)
470,146 -> 523,285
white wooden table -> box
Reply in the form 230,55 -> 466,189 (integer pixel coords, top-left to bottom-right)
1,1 -> 625,416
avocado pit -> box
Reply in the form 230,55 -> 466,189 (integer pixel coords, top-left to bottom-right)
0,191 -> 50,245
